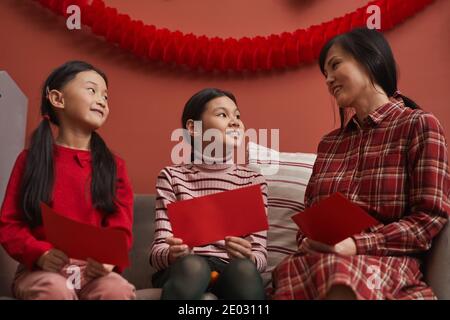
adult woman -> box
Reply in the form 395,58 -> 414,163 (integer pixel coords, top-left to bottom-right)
272,28 -> 449,300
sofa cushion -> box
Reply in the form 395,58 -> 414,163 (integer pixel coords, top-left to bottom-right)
424,220 -> 450,299
136,288 -> 162,300
0,246 -> 17,298
247,142 -> 316,287
122,195 -> 157,290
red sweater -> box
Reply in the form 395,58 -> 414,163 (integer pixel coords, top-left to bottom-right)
0,144 -> 133,271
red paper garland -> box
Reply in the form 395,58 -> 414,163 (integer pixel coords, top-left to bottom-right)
33,0 -> 434,72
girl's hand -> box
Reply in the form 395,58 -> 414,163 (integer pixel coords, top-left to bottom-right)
85,258 -> 115,278
225,236 -> 255,263
166,237 -> 190,264
37,249 -> 69,272
299,237 -> 356,256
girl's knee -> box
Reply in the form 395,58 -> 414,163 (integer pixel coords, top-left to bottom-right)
226,258 -> 260,278
100,280 -> 136,300
215,259 -> 265,300
81,273 -> 136,300
161,256 -> 211,300
16,273 -> 76,300
173,255 -> 210,280
44,276 -> 77,300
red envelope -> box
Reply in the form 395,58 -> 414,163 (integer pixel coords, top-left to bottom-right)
167,185 -> 268,247
291,193 -> 379,246
41,203 -> 129,268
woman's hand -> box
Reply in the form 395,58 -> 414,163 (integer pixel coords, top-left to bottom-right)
85,258 -> 115,278
333,237 -> 357,256
36,249 -> 69,272
300,237 -> 357,256
225,236 -> 255,263
166,237 -> 190,264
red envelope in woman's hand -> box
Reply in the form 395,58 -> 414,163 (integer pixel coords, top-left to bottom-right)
167,185 -> 268,247
291,193 -> 379,245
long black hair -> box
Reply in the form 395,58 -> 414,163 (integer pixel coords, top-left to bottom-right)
318,28 -> 419,129
21,60 -> 118,228
181,88 -> 237,161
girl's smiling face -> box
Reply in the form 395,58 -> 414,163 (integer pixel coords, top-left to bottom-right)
50,70 -> 109,131
200,96 -> 245,149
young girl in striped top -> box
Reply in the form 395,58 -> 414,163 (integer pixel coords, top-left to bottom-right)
149,88 -> 268,300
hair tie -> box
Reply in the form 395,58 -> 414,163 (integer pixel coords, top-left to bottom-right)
392,90 -> 402,99
42,114 -> 50,121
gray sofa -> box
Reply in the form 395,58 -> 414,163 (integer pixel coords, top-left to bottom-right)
1,194 -> 450,299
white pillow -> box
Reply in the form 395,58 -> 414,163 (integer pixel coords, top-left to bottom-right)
247,142 -> 317,288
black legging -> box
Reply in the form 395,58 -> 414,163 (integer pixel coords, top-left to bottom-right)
157,255 -> 265,300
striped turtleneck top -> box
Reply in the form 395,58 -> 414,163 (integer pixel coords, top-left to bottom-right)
149,152 -> 268,272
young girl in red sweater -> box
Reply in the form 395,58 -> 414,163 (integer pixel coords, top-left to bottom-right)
0,61 -> 135,300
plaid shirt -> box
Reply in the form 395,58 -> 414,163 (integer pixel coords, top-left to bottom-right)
272,100 -> 449,300
302,100 -> 449,255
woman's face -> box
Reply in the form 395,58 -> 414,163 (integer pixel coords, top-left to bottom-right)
55,70 -> 109,130
200,96 -> 245,149
323,44 -> 373,108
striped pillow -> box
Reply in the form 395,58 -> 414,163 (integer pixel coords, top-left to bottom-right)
247,142 -> 317,287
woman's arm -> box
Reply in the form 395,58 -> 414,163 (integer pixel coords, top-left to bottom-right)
352,113 -> 449,256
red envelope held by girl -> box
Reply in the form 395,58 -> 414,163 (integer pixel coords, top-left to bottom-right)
167,185 -> 268,247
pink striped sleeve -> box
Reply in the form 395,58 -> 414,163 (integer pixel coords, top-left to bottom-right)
149,168 -> 176,271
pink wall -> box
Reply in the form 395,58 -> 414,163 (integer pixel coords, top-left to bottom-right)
1,0 -> 449,193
